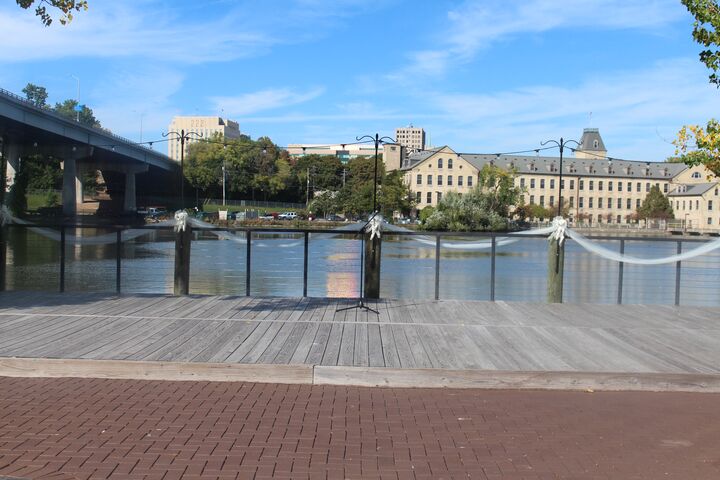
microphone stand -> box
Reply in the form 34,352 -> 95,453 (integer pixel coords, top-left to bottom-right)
336,211 -> 379,314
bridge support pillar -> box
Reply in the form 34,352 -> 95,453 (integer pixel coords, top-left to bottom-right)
123,172 -> 137,213
62,157 -> 83,216
2,142 -> 22,193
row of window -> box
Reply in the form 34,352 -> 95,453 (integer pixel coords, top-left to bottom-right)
528,196 -> 643,210
427,158 -> 454,169
520,178 -> 669,194
416,174 -> 473,187
676,200 -> 711,211
417,191 -> 449,204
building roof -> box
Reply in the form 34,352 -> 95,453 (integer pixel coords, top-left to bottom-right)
402,148 -> 687,180
668,183 -> 716,197
578,128 -> 606,152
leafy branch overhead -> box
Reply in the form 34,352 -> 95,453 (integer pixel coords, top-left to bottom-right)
16,0 -> 88,26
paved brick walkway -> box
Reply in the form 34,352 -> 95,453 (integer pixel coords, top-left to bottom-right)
0,378 -> 718,479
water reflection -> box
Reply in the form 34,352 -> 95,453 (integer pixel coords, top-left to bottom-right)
5,228 -> 720,306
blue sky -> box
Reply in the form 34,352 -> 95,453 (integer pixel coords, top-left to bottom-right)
1,0 -> 719,161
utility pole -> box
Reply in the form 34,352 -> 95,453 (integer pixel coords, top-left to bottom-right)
306,167 -> 310,206
163,129 -> 203,208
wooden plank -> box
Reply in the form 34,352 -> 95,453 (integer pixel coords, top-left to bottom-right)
337,323 -> 355,366
367,324 -> 385,367
320,322 -> 344,366
354,323 -> 369,367
149,320 -> 226,362
202,321 -> 261,363
0,357 -> 313,384
223,320 -> 274,362
289,322 -> 322,365
271,322 -> 311,364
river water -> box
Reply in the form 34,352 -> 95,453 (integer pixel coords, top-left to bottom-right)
5,228 -> 720,306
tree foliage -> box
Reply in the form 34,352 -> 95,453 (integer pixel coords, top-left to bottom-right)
53,99 -> 101,127
16,0 -> 88,26
22,83 -> 48,107
675,1 -> 720,175
637,185 -> 674,220
422,165 -> 522,231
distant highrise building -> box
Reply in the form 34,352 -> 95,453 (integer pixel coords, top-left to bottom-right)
395,125 -> 425,152
167,116 -> 241,161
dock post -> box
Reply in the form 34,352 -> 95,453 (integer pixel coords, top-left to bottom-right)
174,222 -> 192,295
364,232 -> 381,299
547,237 -> 564,303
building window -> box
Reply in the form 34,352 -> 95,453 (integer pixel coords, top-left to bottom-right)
540,179 -> 545,189
427,175 -> 432,186
716,188 -> 719,196
636,182 -> 641,192
560,179 -> 565,189
447,175 -> 453,186
458,176 -> 463,187
683,200 -> 686,210
589,180 -> 594,191
427,192 -> 432,203
637,199 -> 641,209
438,158 -> 443,169
530,195 -> 535,204
550,179 -> 555,189
664,184 -> 668,193
467,176 -> 473,187
710,200 -> 714,211
540,195 -> 545,206
627,182 -> 632,191
589,197 -> 594,208
416,174 -> 422,185
416,191 -> 421,203
531,179 -> 536,188
646,183 -> 650,192
579,180 -> 584,190
608,181 -> 613,191
627,198 -> 632,209
599,181 -> 604,191
448,158 -> 453,169
617,198 -> 622,209
579,197 -> 584,208
617,215 -> 621,224
550,196 -> 555,207
676,201 -> 679,210
520,178 -> 526,188
570,179 -> 575,190
437,175 -> 443,186
709,217 -> 713,225
697,200 -> 700,209
618,182 -> 623,192
437,192 -> 442,202
569,197 -> 574,207
692,171 -> 701,178
598,198 -> 603,208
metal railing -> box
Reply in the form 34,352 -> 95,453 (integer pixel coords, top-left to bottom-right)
2,223 -> 717,306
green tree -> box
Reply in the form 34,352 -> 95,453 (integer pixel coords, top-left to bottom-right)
637,185 -> 674,220
674,1 -> 720,174
422,165 -> 522,231
378,170 -> 415,217
16,0 -> 88,26
22,83 -> 48,107
53,99 -> 101,127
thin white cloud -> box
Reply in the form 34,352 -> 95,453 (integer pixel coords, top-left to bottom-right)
424,58 -> 720,160
398,0 -> 684,78
210,87 -> 326,116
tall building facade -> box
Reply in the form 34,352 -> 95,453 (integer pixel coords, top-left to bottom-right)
401,129 -> 717,226
167,116 -> 241,161
395,125 -> 425,152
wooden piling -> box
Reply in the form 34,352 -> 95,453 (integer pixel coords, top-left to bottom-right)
364,233 -> 381,299
547,238 -> 564,303
174,224 -> 192,295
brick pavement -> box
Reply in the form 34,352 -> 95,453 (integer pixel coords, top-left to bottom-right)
0,377 -> 718,479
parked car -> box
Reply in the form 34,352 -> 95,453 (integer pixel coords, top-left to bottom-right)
325,214 -> 344,222
145,207 -> 167,221
278,211 -> 298,220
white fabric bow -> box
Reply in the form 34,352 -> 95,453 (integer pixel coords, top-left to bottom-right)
550,216 -> 567,246
174,210 -> 188,232
366,214 -> 383,240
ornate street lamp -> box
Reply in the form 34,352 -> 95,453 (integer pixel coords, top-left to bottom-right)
540,137 -> 580,217
355,133 -> 396,214
163,129 -> 203,207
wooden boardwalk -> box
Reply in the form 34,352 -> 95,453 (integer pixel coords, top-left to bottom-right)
0,292 -> 719,390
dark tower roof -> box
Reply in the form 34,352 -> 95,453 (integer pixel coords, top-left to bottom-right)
578,128 -> 606,152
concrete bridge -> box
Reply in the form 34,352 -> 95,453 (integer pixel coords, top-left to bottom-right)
0,88 -> 178,215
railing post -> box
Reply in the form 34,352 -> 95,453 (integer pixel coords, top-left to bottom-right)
363,230 -> 382,299
490,236 -> 496,301
173,223 -> 192,295
245,230 -> 251,296
116,229 -> 122,294
434,234 -> 441,301
617,239 -> 624,305
547,237 -> 564,303
0,223 -> 6,292
303,231 -> 309,297
675,241 -> 682,306
60,226 -> 66,293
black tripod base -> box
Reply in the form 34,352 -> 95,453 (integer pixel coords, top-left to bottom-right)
336,298 -> 379,315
